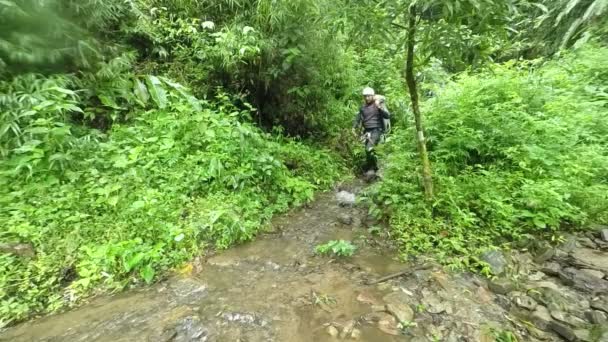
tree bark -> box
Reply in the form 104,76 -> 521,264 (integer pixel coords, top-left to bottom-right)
405,5 -> 433,200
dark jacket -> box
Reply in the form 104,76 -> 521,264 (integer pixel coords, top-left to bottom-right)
353,103 -> 390,130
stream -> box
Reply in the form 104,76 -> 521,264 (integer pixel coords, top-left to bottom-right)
2,182 -> 608,341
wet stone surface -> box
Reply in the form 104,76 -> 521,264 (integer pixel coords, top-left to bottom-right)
2,181 -> 608,341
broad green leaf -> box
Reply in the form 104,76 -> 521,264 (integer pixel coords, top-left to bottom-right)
145,75 -> 167,109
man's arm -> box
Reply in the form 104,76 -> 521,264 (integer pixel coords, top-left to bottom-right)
378,106 -> 390,119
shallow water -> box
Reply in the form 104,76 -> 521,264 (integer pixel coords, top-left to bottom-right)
2,184 -> 410,341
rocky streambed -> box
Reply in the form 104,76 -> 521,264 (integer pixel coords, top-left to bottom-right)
1,183 -> 607,341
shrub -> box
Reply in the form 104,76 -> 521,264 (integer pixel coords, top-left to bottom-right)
373,44 -> 608,268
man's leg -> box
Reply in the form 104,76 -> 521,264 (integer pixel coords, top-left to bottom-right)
368,130 -> 382,171
365,138 -> 378,172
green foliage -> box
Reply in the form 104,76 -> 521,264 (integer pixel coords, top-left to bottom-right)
0,77 -> 343,326
373,44 -> 608,267
315,240 -> 357,257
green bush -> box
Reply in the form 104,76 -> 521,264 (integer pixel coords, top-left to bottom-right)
0,81 -> 344,326
373,44 -> 608,268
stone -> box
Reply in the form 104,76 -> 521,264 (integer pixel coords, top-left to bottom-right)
580,268 -> 605,279
494,294 -> 512,310
326,325 -> 339,337
377,314 -> 400,335
0,243 -> 35,258
475,286 -> 493,304
591,298 -> 608,314
541,262 -> 561,277
560,235 -> 578,253
550,310 -> 586,328
513,294 -> 538,311
488,279 -> 516,295
363,170 -> 378,183
336,191 -> 356,207
530,305 -> 552,330
421,293 -> 449,314
526,326 -> 551,340
572,248 -> 608,270
351,328 -> 361,340
578,237 -> 598,249
340,320 -> 355,339
371,305 -> 385,312
601,229 -> 608,242
337,213 -> 354,225
383,292 -> 414,323
585,310 -> 608,324
559,267 -> 608,294
356,292 -> 378,305
528,271 -> 545,282
534,244 -> 556,264
480,250 -> 507,275
548,321 -> 577,341
574,329 -> 592,342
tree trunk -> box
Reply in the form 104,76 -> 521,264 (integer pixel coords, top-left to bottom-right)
405,5 -> 433,200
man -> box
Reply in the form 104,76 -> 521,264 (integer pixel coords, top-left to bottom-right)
352,87 -> 390,172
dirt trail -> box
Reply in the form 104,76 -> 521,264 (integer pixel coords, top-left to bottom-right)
2,182 -> 608,341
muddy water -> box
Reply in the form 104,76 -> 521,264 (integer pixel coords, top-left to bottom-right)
1,183 -> 411,342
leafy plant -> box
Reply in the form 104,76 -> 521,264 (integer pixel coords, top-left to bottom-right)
373,44 -> 608,267
315,240 -> 357,257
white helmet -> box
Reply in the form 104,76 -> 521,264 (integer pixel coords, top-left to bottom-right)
362,87 -> 375,96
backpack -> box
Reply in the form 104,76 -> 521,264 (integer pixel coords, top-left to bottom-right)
374,95 -> 391,134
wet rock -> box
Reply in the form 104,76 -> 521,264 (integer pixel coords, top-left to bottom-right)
530,305 -> 552,330
580,268 -> 605,279
221,312 -> 268,327
168,278 -> 208,305
336,191 -> 356,207
488,279 -> 515,295
357,292 -> 378,305
541,262 -> 561,276
421,292 -> 450,314
326,325 -> 339,337
513,294 -> 538,311
351,328 -> 361,340
337,213 -> 354,225
383,292 -> 414,323
371,305 -> 385,312
160,316 -> 209,342
377,313 -> 400,335
548,321 -> 577,341
0,242 -> 35,258
340,320 -> 355,339
480,250 -> 507,275
591,298 -> 608,314
534,244 -> 556,264
585,310 -> 608,324
558,267 -> 608,294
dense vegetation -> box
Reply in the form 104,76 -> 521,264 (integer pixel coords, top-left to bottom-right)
372,45 -> 608,268
1,0 -> 607,326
